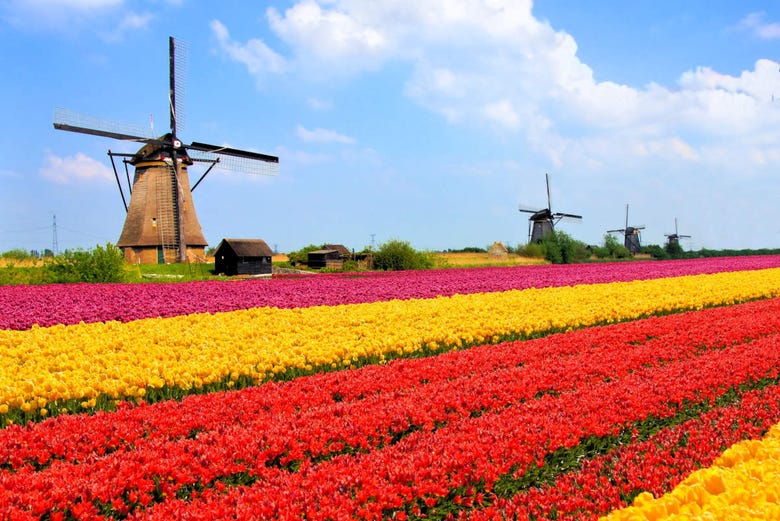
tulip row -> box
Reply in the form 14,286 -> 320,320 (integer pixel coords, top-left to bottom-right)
602,421 -> 780,521
3,302 -> 780,519
2,268 -> 780,421
1,255 -> 778,330
132,333 -> 780,519
3,268 -> 780,422
2,297 -> 779,473
464,382 -> 780,521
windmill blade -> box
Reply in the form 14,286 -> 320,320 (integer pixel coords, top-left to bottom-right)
518,204 -> 545,214
545,173 -> 552,210
606,228 -> 625,234
625,204 -> 629,230
187,142 -> 279,176
169,37 -> 188,138
54,108 -> 159,144
555,212 -> 582,220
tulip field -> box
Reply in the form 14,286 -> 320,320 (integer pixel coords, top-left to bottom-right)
2,256 -> 780,520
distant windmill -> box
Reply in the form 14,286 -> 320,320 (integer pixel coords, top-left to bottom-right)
519,173 -> 582,243
665,218 -> 691,248
606,204 -> 645,254
54,36 -> 279,264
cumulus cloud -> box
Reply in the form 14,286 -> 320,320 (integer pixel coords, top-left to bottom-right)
212,0 -> 780,171
40,152 -> 113,184
296,125 -> 356,145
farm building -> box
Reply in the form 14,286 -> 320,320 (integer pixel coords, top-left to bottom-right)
307,244 -> 351,269
213,238 -> 274,276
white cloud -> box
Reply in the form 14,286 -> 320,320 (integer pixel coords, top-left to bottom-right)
99,11 -> 154,42
483,100 -> 520,129
296,125 -> 356,145
737,12 -> 780,40
211,19 -> 288,80
306,97 -> 333,111
40,152 -> 113,184
213,0 -> 780,173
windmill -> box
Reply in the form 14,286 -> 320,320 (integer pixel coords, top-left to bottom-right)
665,218 -> 691,248
606,204 -> 645,254
518,173 -> 582,243
54,37 -> 279,264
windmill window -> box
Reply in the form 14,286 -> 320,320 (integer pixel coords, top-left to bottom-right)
152,218 -> 157,227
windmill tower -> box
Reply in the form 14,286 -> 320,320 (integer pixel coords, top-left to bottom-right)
665,218 -> 691,249
518,173 -> 582,243
54,37 -> 279,264
606,204 -> 645,254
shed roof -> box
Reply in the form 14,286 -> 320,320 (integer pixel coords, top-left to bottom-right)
322,244 -> 351,256
216,238 -> 274,257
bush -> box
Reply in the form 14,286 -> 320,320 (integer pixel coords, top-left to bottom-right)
664,240 -> 685,259
642,244 -> 669,260
1,248 -> 36,261
45,243 -> 127,283
540,231 -> 588,264
515,242 -> 545,258
372,239 -> 434,271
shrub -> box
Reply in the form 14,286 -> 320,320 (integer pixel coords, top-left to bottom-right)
516,242 -> 545,259
541,231 -> 588,264
372,240 -> 434,271
643,244 -> 669,260
45,243 -> 127,283
1,248 -> 36,261
604,234 -> 631,259
665,241 -> 685,259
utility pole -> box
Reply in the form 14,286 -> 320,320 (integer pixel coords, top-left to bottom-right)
51,214 -> 59,256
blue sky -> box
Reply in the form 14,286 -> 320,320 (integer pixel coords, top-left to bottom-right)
1,0 -> 779,254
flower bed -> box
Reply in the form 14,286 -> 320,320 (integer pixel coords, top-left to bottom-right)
602,420 -> 780,521
4,259 -> 780,520
2,297 -> 780,519
1,255 -> 778,330
2,269 -> 780,420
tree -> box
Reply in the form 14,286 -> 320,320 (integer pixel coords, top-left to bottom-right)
372,239 -> 434,271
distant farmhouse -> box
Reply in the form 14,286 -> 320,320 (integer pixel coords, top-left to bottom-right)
214,238 -> 274,276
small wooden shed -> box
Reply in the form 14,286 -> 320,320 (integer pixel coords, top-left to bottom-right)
214,238 -> 274,276
307,245 -> 351,269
